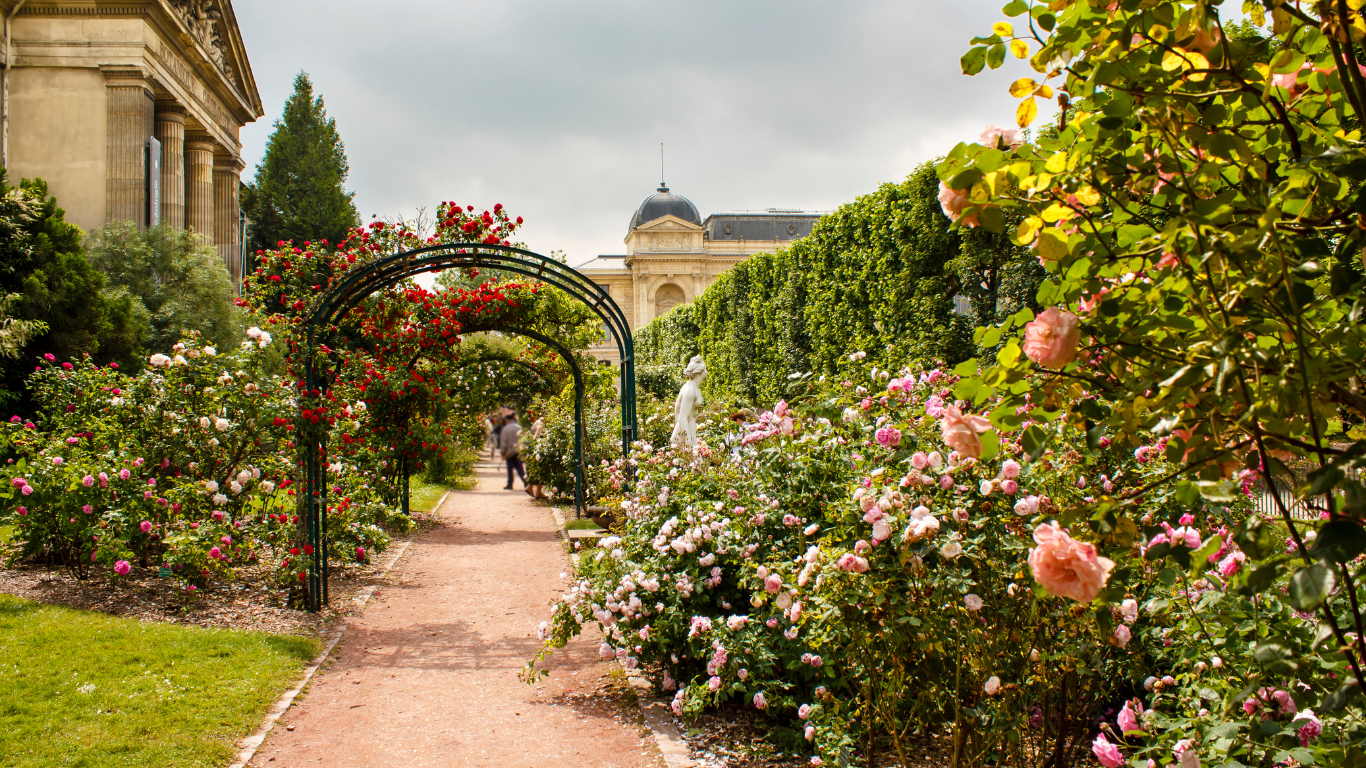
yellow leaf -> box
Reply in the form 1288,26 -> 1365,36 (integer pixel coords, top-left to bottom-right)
1010,39 -> 1031,59
1074,186 -> 1101,206
1014,217 -> 1043,246
1037,84 -> 1054,98
1185,51 -> 1209,81
1272,7 -> 1292,35
1161,50 -> 1189,73
1041,202 -> 1074,223
993,21 -> 1014,37
1009,77 -> 1039,97
1016,97 -> 1038,128
1035,230 -> 1069,263
1045,151 -> 1068,174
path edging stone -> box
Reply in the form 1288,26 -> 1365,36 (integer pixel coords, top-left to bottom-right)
547,504 -> 694,768
226,509 -> 423,768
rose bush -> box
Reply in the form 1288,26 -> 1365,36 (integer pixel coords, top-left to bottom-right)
530,357 -> 1266,766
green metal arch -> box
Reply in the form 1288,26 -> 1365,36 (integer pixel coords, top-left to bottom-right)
299,243 -> 635,611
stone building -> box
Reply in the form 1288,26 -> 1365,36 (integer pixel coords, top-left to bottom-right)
1,0 -> 262,285
576,185 -> 822,366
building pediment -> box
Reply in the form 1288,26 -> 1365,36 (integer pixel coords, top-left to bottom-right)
163,1 -> 263,118
634,215 -> 703,233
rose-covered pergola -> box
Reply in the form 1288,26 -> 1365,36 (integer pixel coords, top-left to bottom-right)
299,243 -> 637,610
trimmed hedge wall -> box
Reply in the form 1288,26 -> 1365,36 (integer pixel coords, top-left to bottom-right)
635,162 -> 1038,405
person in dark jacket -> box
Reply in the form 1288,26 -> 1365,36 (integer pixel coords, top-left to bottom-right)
499,412 -> 526,490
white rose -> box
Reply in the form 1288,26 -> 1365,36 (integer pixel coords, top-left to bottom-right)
229,481 -> 243,495
203,346 -> 216,357
260,481 -> 275,493
236,470 -> 251,484
983,676 -> 1001,695
215,418 -> 230,432
940,540 -> 963,559
204,480 -> 219,492
149,353 -> 171,368
246,326 -> 263,339
213,493 -> 228,505
964,593 -> 983,611
199,416 -> 211,430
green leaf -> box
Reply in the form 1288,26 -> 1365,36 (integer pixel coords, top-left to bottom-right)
978,205 -> 1005,233
978,429 -> 1000,462
961,46 -> 989,76
1002,0 -> 1028,16
1253,642 -> 1300,676
1194,480 -> 1239,503
1300,465 -> 1345,499
1288,562 -> 1336,610
1240,562 -> 1283,596
1190,535 -> 1224,576
1322,681 -> 1359,713
1235,517 -> 1278,559
1021,424 -> 1047,461
1312,520 -> 1366,563
953,358 -> 979,377
987,43 -> 1006,70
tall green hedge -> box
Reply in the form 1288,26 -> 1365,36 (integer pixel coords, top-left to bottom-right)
635,162 -> 1037,405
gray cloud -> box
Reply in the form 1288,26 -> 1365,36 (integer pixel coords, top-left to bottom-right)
234,0 -> 1036,262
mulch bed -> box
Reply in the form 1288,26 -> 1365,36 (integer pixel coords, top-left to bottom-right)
0,509 -> 441,637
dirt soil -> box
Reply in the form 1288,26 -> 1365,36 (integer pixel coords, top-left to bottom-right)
250,461 -> 664,767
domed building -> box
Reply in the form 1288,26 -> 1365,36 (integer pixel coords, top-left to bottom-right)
578,184 -> 822,365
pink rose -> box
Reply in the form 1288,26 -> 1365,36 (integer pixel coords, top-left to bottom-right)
208,546 -> 222,560
1001,459 -> 1020,479
1001,479 -> 1018,495
1112,624 -> 1131,648
764,574 -> 783,593
978,124 -> 1024,149
837,553 -> 870,573
939,406 -> 992,459
1023,308 -> 1081,368
1028,522 -> 1115,602
753,692 -> 767,710
911,451 -> 929,470
113,560 -> 131,576
1092,734 -> 1123,768
1217,550 -> 1245,578
82,475 -> 94,487
937,182 -> 980,227
1117,700 -> 1142,734
140,521 -> 152,533
874,425 -> 901,448
118,469 -> 131,480
774,400 -> 790,418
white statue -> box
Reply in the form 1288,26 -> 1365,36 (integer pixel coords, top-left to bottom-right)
671,356 -> 707,449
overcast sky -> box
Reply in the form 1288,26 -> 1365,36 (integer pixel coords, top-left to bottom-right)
234,0 -> 1032,265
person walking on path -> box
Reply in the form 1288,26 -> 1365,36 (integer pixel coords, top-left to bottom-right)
500,412 -> 526,490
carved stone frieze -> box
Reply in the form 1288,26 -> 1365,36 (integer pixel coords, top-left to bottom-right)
166,0 -> 237,87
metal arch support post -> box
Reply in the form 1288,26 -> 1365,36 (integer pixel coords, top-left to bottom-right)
490,325 -> 587,519
300,244 -> 633,611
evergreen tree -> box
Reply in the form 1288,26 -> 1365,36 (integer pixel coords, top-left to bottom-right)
0,172 -> 144,411
241,72 -> 359,252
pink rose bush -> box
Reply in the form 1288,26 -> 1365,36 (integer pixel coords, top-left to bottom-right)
0,343 -> 404,588
531,359 -> 1189,766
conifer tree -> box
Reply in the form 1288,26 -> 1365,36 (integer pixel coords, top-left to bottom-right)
242,72 -> 359,252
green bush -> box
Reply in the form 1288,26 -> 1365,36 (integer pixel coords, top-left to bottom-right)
634,162 -> 1038,406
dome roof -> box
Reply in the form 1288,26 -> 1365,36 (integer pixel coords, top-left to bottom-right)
630,186 -> 701,230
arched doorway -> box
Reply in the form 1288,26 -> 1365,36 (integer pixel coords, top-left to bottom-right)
654,282 -> 685,317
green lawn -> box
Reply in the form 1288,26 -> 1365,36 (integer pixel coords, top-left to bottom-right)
0,594 -> 319,767
409,480 -> 455,513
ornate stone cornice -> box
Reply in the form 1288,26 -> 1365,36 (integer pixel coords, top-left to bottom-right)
164,0 -> 235,87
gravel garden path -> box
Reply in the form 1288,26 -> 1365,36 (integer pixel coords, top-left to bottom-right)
250,461 -> 663,768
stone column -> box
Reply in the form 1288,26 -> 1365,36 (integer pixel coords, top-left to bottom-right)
213,155 -> 245,286
691,271 -> 705,302
155,105 -> 186,229
101,66 -> 155,228
184,133 -> 215,239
